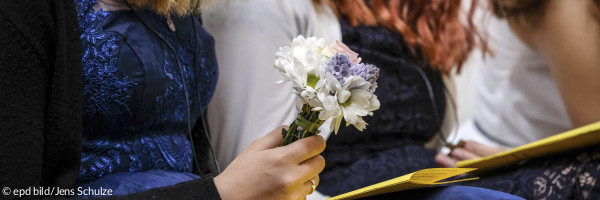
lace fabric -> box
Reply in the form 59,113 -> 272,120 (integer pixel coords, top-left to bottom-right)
76,0 -> 217,185
460,145 -> 600,199
79,7 -> 137,139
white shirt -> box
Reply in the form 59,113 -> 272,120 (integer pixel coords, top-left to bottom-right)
453,16 -> 572,149
202,0 -> 341,168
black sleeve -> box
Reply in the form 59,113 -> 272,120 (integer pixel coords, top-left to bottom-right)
0,0 -> 51,195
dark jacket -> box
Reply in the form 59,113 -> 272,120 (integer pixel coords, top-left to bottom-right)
0,0 -> 220,199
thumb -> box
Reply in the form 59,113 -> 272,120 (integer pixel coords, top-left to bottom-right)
245,126 -> 288,152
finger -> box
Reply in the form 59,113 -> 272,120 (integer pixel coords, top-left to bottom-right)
289,175 -> 320,200
291,175 -> 320,199
297,155 -> 325,182
283,135 -> 326,163
463,140 -> 505,157
246,126 -> 289,152
303,175 -> 320,196
450,148 -> 480,161
435,152 -> 458,168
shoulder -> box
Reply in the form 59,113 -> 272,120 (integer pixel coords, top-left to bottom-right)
202,0 -> 308,39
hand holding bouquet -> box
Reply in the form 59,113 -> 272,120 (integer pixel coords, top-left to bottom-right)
274,36 -> 380,146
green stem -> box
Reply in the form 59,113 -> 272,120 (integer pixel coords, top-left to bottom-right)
280,104 -> 324,146
281,120 -> 298,146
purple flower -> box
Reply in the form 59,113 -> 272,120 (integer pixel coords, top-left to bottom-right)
325,54 -> 354,84
324,54 -> 380,92
352,63 -> 380,93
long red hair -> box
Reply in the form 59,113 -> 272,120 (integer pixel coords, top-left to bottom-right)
322,0 -> 488,73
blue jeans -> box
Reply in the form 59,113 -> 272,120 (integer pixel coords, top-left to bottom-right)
363,186 -> 524,200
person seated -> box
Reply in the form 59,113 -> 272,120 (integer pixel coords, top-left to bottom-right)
435,0 -> 600,198
315,0 -> 489,196
2,0 -> 326,199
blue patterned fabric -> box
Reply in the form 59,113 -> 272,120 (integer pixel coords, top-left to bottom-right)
75,0 -> 217,195
318,19 -> 445,196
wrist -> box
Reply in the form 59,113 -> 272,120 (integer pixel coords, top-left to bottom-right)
213,174 -> 235,200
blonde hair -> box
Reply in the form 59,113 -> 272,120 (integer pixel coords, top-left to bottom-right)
125,0 -> 215,16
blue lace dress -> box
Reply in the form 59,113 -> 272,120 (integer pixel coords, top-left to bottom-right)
317,19 -> 445,196
75,0 -> 217,196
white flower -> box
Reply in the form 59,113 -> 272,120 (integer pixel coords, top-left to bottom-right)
274,36 -> 332,112
274,36 -> 328,89
339,77 -> 379,131
317,73 -> 380,133
274,35 -> 380,135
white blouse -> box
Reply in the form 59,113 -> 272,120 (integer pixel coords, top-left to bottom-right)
203,0 -> 341,168
453,16 -> 572,149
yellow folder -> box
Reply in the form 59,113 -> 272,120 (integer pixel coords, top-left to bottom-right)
457,121 -> 600,173
327,168 -> 479,200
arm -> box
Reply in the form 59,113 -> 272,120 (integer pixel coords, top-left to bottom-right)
436,0 -> 600,168
508,0 -> 600,127
527,0 -> 600,127
0,7 -> 50,198
203,0 -> 312,166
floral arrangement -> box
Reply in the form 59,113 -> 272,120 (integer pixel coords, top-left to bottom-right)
274,36 -> 380,146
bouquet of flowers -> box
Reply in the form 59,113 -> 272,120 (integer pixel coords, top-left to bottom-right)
274,35 -> 381,146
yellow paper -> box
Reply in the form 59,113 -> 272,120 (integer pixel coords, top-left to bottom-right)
327,168 -> 479,200
457,121 -> 600,173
